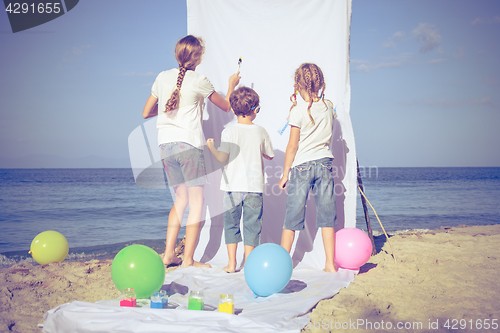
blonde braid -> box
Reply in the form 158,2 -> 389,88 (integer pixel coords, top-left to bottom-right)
320,85 -> 327,108
164,66 -> 187,112
310,65 -> 328,109
288,71 -> 300,118
303,66 -> 315,125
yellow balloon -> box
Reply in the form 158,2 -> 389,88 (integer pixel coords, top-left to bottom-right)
29,231 -> 69,265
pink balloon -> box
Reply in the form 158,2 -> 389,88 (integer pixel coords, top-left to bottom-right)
334,228 -> 372,269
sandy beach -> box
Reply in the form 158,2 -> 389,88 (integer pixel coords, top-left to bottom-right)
1,224 -> 499,332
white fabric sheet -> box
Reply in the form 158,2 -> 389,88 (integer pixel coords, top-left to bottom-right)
187,0 -> 356,270
42,267 -> 356,332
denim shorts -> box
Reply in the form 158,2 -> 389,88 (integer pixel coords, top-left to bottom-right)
283,157 -> 336,230
160,142 -> 206,188
223,192 -> 263,247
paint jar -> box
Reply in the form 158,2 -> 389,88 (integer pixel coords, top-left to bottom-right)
150,290 -> 168,309
161,290 -> 169,308
187,290 -> 204,310
218,294 -> 234,314
119,288 -> 136,307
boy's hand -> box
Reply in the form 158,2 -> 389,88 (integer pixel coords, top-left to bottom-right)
279,175 -> 288,190
206,139 -> 229,164
207,138 -> 215,149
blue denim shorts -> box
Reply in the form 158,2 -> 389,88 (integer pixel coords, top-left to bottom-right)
283,157 -> 336,230
160,142 -> 206,188
223,192 -> 263,247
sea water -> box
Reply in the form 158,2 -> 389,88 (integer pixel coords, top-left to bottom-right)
1,167 -> 499,267
0,168 -> 174,266
355,167 -> 500,233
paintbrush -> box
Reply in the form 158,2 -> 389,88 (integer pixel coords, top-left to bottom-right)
237,57 -> 242,72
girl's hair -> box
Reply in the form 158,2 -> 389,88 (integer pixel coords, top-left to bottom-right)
164,35 -> 205,112
229,87 -> 259,117
289,63 -> 327,125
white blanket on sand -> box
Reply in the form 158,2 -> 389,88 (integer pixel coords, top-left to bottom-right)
42,266 -> 356,332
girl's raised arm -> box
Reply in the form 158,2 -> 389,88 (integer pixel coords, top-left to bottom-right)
208,72 -> 240,112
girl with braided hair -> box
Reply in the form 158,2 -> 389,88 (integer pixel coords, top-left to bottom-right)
279,63 -> 338,273
142,35 -> 240,268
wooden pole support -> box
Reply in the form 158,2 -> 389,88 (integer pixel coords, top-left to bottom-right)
356,159 -> 377,256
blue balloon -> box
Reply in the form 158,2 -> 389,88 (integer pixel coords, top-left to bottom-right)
244,243 -> 293,297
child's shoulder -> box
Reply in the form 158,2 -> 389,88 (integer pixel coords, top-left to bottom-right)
290,102 -> 309,117
156,69 -> 212,87
254,124 -> 271,133
324,99 -> 334,109
159,68 -> 177,74
251,124 -> 272,139
244,123 -> 268,132
224,123 -> 268,134
156,68 -> 178,79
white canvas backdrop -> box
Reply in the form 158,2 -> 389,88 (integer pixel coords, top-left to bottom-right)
188,0 -> 356,270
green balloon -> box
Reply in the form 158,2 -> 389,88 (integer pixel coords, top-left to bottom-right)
111,244 -> 165,299
29,230 -> 69,265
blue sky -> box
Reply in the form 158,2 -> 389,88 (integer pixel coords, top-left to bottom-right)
0,0 -> 499,168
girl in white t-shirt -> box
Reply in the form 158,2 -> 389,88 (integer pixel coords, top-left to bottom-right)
142,35 -> 240,268
278,63 -> 338,273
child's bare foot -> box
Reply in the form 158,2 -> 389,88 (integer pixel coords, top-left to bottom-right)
323,262 -> 338,273
162,252 -> 182,267
181,259 -> 211,269
223,262 -> 236,273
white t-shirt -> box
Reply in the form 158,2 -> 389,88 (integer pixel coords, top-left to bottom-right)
219,124 -> 275,193
288,100 -> 336,167
151,69 -> 215,148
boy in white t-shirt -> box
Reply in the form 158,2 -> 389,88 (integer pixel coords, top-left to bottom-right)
207,87 -> 274,273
